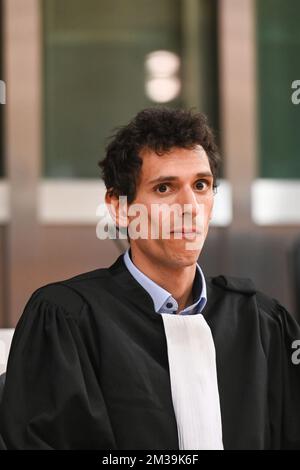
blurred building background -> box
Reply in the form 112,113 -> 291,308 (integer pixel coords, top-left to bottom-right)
0,0 -> 300,327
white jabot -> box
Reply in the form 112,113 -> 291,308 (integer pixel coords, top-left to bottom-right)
161,313 -> 223,450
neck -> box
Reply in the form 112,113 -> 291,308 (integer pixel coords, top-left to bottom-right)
129,246 -> 196,313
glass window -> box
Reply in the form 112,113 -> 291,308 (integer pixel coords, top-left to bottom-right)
43,0 -> 218,178
256,0 -> 300,178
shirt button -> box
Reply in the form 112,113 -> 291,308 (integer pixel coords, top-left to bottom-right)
166,302 -> 173,308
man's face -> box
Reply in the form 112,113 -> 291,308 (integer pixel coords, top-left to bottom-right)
127,145 -> 214,268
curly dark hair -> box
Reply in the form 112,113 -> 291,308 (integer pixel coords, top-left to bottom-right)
99,107 -> 221,204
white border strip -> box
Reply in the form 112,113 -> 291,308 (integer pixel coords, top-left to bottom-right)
3,178 -> 300,226
38,179 -> 107,224
0,180 -> 10,223
252,179 -> 300,225
38,179 -> 232,227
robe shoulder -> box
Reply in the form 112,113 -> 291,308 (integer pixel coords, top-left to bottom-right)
28,283 -> 85,317
24,266 -> 111,321
211,274 -> 257,296
210,274 -> 295,318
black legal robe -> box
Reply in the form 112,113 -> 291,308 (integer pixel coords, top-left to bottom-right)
0,253 -> 300,450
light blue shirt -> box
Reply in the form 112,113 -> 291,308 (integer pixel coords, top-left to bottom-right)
123,248 -> 207,315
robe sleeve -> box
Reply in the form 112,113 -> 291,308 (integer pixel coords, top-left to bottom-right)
0,284 -> 117,450
258,294 -> 300,449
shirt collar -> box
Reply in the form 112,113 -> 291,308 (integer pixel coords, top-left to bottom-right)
123,248 -> 207,315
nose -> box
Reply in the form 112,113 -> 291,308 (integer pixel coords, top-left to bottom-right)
176,186 -> 200,218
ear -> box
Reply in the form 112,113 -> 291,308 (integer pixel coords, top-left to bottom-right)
105,190 -> 129,228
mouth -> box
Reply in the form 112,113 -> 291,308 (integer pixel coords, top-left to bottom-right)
170,228 -> 202,234
170,229 -> 202,239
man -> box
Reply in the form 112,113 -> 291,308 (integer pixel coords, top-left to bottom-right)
1,107 -> 300,449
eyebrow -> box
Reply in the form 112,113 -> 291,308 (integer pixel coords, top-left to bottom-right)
147,172 -> 213,185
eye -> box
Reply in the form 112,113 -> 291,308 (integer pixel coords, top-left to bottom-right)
195,180 -> 209,191
155,183 -> 170,194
